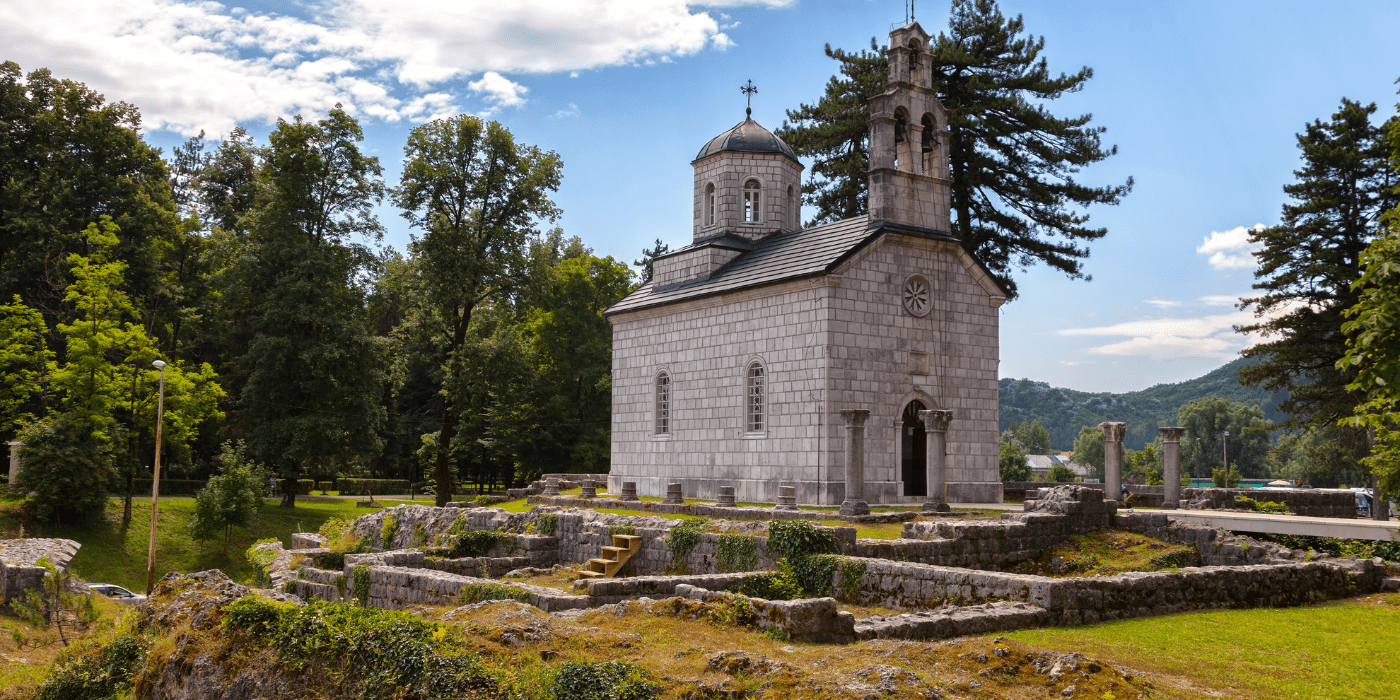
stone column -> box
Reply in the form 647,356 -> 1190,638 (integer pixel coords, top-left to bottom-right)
840,409 -> 871,516
775,485 -> 798,511
579,480 -> 597,498
7,442 -> 20,487
1099,422 -> 1126,504
542,477 -> 560,496
663,483 -> 684,505
918,409 -> 954,512
1159,427 -> 1186,509
716,486 -> 736,508
619,482 -> 639,501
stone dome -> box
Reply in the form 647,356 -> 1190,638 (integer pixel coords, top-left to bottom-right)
694,117 -> 800,164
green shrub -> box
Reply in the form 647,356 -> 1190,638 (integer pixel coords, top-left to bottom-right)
790,553 -> 843,598
716,533 -> 759,573
550,661 -> 659,700
1148,549 -> 1197,569
34,633 -> 145,700
456,583 -> 531,604
437,530 -> 513,558
352,564 -> 371,606
767,519 -> 838,562
665,519 -> 706,570
608,525 -> 637,537
14,413 -> 115,524
295,479 -> 315,495
338,478 -> 410,495
317,481 -> 333,492
537,513 -> 559,536
245,538 -> 283,585
131,478 -> 209,496
837,559 -> 867,601
1234,495 -> 1289,513
380,512 -> 399,548
732,560 -> 804,601
222,598 -> 497,697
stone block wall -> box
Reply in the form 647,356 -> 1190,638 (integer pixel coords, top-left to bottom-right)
675,583 -> 855,643
832,556 -> 1384,625
1,538 -> 80,605
1184,488 -> 1355,518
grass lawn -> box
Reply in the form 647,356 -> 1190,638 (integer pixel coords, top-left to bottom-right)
0,491 -> 411,592
1005,594 -> 1400,699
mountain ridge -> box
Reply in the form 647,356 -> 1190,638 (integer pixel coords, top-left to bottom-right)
998,356 -> 1287,452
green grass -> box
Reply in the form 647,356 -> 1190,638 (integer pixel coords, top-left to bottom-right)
0,492 -> 410,592
1005,596 -> 1400,699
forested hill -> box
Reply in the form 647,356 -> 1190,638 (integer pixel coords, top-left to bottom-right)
999,357 -> 1288,452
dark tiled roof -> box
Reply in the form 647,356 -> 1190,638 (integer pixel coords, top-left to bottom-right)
654,232 -> 757,261
693,117 -> 800,164
609,217 -> 881,316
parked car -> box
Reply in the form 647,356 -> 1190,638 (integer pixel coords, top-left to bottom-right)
89,584 -> 146,603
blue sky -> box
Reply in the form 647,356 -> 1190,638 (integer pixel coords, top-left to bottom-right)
8,0 -> 1398,393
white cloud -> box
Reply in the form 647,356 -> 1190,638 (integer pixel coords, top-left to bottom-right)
1144,299 -> 1180,309
3,0 -> 778,136
468,72 -> 528,112
1058,294 -> 1301,359
551,103 -> 582,119
1196,223 -> 1266,270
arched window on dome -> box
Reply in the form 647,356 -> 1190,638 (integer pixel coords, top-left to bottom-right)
705,183 -> 716,226
655,372 -> 671,435
743,180 -> 761,224
746,362 -> 765,432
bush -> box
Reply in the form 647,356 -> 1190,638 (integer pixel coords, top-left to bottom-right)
1046,464 -> 1078,483
435,530 -> 513,558
732,561 -> 804,600
15,413 -> 115,523
716,533 -> 759,573
456,583 -> 531,604
34,633 -> 145,700
1235,495 -> 1289,513
296,479 -> 314,495
130,479 -> 209,496
338,478 -> 410,495
191,441 -> 270,557
665,519 -> 706,571
550,661 -> 659,700
317,481 -> 333,492
766,519 -> 838,562
537,513 -> 559,535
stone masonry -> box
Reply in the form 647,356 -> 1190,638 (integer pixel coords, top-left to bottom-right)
1,538 -> 80,606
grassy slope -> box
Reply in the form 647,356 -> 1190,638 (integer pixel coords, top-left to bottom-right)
0,492 -> 417,591
1007,595 -> 1400,700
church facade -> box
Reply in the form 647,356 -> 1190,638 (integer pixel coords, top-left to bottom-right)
604,22 -> 1005,505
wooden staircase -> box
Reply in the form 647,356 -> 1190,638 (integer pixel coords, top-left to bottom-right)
579,534 -> 642,578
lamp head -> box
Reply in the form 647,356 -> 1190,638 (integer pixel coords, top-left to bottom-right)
152,360 -> 166,370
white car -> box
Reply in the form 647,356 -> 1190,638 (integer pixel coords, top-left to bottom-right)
89,584 -> 147,603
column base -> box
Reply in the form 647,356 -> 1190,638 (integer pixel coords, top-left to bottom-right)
839,500 -> 870,516
922,501 -> 950,513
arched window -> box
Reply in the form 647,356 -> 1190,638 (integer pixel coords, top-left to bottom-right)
705,183 -> 716,226
743,180 -> 761,223
655,372 -> 671,435
921,114 -> 936,175
746,362 -> 765,432
787,185 -> 797,229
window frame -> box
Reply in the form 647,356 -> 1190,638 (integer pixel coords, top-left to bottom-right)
705,183 -> 716,226
745,361 -> 766,434
742,179 -> 762,224
654,371 -> 672,437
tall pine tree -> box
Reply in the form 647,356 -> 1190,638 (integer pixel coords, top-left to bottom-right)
778,0 -> 1131,298
1239,99 -> 1399,432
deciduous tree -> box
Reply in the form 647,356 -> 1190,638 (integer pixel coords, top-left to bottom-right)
393,116 -> 561,505
192,441 -> 270,557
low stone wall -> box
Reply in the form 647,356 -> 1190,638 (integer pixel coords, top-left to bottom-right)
574,572 -> 755,604
1003,482 -> 1171,507
832,555 -> 1384,625
425,556 -> 533,578
1,538 -> 81,605
854,602 -> 1050,641
1184,488 -> 1355,518
508,473 -> 613,499
528,495 -> 921,524
674,584 -> 855,643
361,565 -> 590,612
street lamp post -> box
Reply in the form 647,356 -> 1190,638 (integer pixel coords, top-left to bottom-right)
1222,431 -> 1230,487
145,359 -> 167,595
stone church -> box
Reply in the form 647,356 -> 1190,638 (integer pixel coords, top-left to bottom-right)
604,22 -> 1005,505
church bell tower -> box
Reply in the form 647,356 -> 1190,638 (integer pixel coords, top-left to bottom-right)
867,22 -> 952,232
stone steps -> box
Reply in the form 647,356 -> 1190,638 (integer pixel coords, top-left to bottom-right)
579,534 -> 642,578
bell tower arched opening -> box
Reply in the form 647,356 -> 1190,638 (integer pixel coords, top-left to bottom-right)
901,400 -> 927,496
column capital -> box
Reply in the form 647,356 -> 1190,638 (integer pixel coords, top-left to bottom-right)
918,409 -> 953,433
840,409 -> 871,427
1098,421 -> 1127,443
1158,426 -> 1186,443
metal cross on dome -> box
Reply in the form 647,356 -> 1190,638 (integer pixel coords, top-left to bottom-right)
741,80 -> 757,117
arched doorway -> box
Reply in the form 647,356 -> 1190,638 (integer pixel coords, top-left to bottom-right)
901,400 -> 927,497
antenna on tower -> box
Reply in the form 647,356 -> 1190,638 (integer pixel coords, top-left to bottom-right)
740,79 -> 758,118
